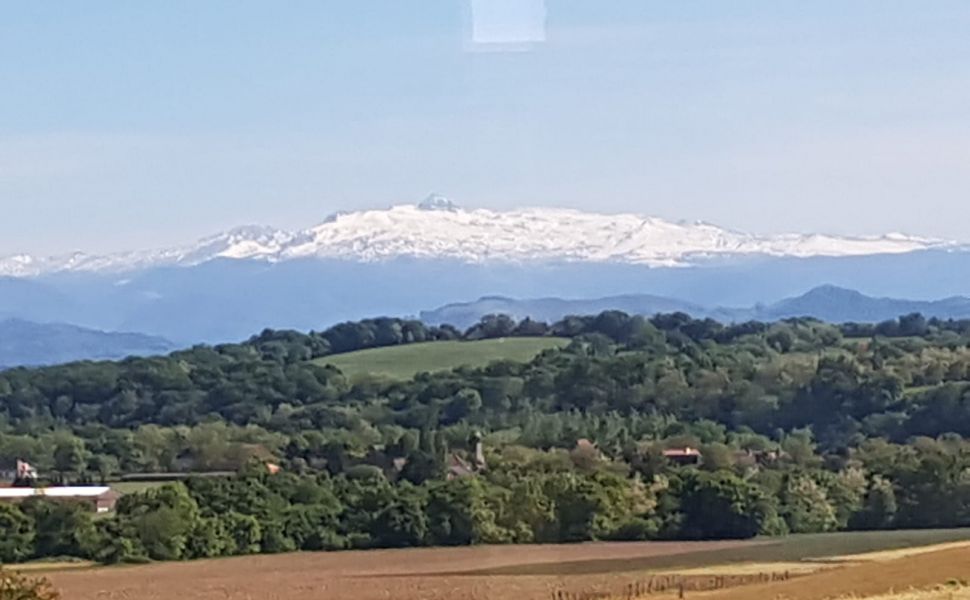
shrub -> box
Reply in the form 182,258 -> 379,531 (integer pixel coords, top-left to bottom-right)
0,570 -> 60,600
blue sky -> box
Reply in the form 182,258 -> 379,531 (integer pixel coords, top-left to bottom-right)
3,1 -> 970,254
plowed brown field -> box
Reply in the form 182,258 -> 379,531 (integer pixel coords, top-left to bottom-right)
44,541 -> 754,600
696,544 -> 970,600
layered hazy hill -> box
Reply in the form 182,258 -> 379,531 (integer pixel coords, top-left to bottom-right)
0,319 -> 174,368
1,197 -> 968,344
421,286 -> 970,330
6,285 -> 970,367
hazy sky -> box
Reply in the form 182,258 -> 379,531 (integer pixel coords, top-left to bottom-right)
3,1 -> 970,255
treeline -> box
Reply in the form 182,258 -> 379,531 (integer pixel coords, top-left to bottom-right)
5,312 -> 970,450
5,311 -> 970,563
5,311 -> 970,433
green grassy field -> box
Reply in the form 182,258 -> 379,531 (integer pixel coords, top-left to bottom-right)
313,337 -> 569,380
468,529 -> 970,576
108,480 -> 171,495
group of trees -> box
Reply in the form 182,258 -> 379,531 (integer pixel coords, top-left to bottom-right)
5,431 -> 970,565
0,465 -> 679,564
5,311 -> 970,564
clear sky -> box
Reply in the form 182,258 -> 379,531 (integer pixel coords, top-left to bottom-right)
3,1 -> 970,255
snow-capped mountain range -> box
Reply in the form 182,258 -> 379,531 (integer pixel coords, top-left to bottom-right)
0,195 -> 953,278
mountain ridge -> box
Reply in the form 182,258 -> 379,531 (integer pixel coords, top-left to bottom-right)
0,197 -> 952,277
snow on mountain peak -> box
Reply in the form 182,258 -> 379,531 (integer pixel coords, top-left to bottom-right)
0,199 -> 954,277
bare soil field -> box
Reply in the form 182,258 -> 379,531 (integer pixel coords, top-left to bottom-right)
44,541 -> 753,600
833,586 -> 970,600
40,530 -> 970,600
694,544 -> 970,600
469,529 -> 970,577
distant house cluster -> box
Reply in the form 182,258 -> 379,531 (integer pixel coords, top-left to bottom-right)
446,432 -> 487,479
383,433 -> 488,481
660,446 -> 785,468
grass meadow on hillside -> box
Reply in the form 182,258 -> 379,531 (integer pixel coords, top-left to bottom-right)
314,337 -> 569,380
108,480 -> 171,495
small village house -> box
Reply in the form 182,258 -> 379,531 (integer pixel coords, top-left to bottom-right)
662,446 -> 703,466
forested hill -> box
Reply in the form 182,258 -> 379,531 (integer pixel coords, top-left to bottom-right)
5,310 -> 970,564
2,309 -> 965,440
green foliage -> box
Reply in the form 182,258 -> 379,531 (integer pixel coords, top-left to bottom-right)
0,505 -> 34,563
542,471 -> 633,542
19,500 -> 96,560
225,512 -> 262,555
677,471 -> 777,539
370,486 -> 428,548
187,517 -> 235,558
780,473 -> 838,533
118,485 -> 200,561
89,520 -> 145,564
426,477 -> 508,545
851,475 -> 898,530
4,311 -> 970,564
51,437 -> 87,483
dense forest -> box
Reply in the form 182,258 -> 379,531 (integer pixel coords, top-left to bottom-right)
4,311 -> 970,564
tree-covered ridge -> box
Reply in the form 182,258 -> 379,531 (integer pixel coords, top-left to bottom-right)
4,311 -> 970,563
3,311 -> 969,442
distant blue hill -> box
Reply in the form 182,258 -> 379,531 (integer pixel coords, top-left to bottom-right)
756,285 -> 970,324
4,283 -> 970,368
421,294 -> 721,329
0,319 -> 175,368
4,249 -> 970,343
421,285 -> 970,329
